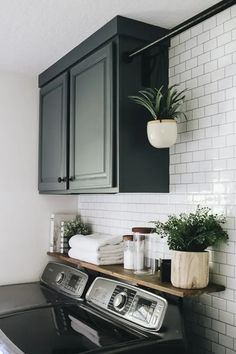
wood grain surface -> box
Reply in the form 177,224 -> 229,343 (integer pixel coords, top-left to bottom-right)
47,252 -> 225,298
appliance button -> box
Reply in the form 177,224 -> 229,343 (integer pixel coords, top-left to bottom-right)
55,272 -> 65,284
113,292 -> 128,312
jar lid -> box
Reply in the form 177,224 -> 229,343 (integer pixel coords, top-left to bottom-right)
123,235 -> 133,241
132,227 -> 154,234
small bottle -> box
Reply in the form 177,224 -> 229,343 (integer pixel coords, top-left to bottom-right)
160,259 -> 171,282
123,235 -> 134,270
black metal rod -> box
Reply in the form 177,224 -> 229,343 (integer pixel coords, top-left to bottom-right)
128,0 -> 235,59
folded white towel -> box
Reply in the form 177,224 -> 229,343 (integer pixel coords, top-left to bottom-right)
69,244 -> 124,257
97,247 -> 124,257
98,243 -> 123,253
69,233 -> 122,252
68,248 -> 123,265
72,248 -> 123,259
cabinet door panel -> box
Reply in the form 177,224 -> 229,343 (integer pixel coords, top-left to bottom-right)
70,43 -> 113,190
38,73 -> 68,191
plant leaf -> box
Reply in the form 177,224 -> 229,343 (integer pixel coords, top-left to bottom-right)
129,85 -> 187,120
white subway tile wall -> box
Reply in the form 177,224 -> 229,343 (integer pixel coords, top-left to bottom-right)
78,6 -> 236,354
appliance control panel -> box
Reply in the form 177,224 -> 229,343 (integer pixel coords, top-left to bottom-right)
86,277 -> 167,331
41,262 -> 88,299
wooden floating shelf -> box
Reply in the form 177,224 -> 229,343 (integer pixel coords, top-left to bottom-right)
47,252 -> 225,298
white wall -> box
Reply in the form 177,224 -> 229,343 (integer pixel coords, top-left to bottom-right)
78,6 -> 236,354
0,71 -> 77,285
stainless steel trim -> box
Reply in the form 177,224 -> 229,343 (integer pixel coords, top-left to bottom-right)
86,277 -> 168,332
78,303 -> 153,337
40,261 -> 88,299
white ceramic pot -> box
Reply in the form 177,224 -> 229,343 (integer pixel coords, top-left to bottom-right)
147,119 -> 177,148
171,250 -> 209,289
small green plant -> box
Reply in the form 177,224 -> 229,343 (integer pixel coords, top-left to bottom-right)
129,85 -> 187,121
152,206 -> 228,252
63,216 -> 90,238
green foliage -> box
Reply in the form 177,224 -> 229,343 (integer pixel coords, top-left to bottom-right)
152,206 -> 228,252
129,85 -> 187,121
63,216 -> 90,238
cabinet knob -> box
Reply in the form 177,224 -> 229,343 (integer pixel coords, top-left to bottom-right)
58,177 -> 66,183
69,177 -> 74,181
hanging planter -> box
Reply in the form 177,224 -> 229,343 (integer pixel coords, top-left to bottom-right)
147,119 -> 177,148
129,85 -> 187,148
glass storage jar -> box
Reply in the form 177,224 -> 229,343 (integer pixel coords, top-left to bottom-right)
132,227 -> 157,274
123,235 -> 134,270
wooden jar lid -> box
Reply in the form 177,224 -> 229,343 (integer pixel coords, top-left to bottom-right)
123,235 -> 133,241
132,227 -> 153,234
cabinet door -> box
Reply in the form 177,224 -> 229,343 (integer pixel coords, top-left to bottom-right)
69,43 -> 113,191
38,73 -> 68,192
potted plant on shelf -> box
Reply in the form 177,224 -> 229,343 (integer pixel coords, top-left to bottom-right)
152,206 -> 228,289
129,85 -> 187,148
64,216 -> 90,238
62,216 -> 90,254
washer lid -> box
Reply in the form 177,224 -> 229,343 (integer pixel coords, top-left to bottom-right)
0,303 -> 146,354
0,283 -> 50,316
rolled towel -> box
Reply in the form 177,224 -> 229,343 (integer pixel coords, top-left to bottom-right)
68,248 -> 123,265
69,233 -> 122,252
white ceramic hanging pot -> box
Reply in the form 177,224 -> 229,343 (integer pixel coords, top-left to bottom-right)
147,119 -> 177,148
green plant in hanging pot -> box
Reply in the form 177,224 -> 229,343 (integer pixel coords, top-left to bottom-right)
129,85 -> 187,148
152,206 -> 228,289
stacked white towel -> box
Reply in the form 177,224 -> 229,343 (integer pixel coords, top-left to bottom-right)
68,233 -> 123,265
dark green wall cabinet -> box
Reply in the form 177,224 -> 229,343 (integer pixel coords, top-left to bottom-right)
70,44 -> 113,191
38,16 -> 170,194
38,73 -> 68,191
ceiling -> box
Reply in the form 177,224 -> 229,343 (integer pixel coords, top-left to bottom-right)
0,0 -> 220,76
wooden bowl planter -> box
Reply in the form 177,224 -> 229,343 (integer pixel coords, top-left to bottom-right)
171,251 -> 209,289
147,119 -> 177,148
